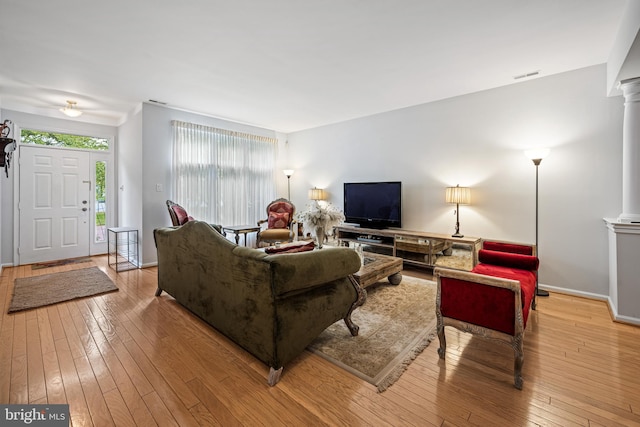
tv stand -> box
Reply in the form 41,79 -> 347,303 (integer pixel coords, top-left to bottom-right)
335,225 -> 481,270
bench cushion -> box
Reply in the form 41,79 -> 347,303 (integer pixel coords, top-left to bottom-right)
471,263 -> 537,332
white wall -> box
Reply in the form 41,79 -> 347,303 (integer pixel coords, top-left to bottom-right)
136,102 -> 286,266
117,104 -> 144,266
607,0 -> 640,94
287,64 -> 624,297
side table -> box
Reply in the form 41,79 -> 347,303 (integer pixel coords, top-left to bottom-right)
222,225 -> 261,246
108,227 -> 139,271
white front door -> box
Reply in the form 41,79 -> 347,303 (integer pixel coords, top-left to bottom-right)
19,145 -> 92,264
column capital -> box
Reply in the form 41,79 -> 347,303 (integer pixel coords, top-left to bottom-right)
620,77 -> 640,102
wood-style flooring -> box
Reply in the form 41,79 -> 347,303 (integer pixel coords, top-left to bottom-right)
1,257 -> 639,426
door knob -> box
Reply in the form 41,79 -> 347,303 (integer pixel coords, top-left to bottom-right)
82,207 -> 88,212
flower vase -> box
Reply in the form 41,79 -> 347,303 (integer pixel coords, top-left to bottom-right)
315,227 -> 325,249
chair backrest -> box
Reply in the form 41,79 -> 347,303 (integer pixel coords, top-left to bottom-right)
265,198 -> 295,229
166,200 -> 193,226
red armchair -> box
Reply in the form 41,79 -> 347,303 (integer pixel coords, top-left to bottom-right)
434,240 -> 539,389
256,198 -> 296,247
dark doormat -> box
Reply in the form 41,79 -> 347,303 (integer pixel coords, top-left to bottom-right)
31,256 -> 93,270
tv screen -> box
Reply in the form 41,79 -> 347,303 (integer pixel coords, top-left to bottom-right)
343,181 -> 402,229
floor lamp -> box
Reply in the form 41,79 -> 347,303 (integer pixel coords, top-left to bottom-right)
525,149 -> 550,302
283,169 -> 294,200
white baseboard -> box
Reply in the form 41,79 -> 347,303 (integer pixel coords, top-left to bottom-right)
539,283 -> 609,301
606,297 -> 640,326
140,261 -> 158,268
539,283 -> 640,326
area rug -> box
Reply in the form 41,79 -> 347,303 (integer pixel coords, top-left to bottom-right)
308,276 -> 437,392
8,267 -> 118,313
31,256 -> 93,270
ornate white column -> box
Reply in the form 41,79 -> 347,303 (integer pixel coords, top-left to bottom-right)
619,77 -> 640,222
604,76 -> 640,325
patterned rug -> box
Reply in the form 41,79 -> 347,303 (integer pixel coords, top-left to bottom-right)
308,275 -> 436,392
8,267 -> 118,313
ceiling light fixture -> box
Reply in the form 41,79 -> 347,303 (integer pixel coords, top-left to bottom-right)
59,100 -> 83,117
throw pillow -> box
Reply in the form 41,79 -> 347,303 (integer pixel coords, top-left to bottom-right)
478,249 -> 539,271
173,206 -> 190,225
268,212 -> 290,229
265,241 -> 315,254
482,241 -> 533,255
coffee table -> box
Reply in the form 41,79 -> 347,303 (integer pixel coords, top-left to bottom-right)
353,252 -> 403,288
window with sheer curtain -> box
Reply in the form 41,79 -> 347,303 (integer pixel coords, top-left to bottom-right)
171,120 -> 277,228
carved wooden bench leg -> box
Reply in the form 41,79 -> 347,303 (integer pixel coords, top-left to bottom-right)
437,322 -> 447,359
267,367 -> 283,386
344,275 -> 367,336
513,334 -> 524,390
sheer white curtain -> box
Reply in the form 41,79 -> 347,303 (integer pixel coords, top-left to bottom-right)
171,120 -> 277,229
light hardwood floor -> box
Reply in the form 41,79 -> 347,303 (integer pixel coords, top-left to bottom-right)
1,257 -> 640,426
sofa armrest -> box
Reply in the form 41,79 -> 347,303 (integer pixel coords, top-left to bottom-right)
265,248 -> 362,296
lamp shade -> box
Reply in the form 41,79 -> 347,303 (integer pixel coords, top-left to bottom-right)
524,148 -> 550,161
445,185 -> 471,205
308,187 -> 326,201
283,169 -> 295,178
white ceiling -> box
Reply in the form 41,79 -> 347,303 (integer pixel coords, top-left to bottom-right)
0,0 -> 628,133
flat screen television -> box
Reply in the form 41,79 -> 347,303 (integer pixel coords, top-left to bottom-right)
343,181 -> 402,229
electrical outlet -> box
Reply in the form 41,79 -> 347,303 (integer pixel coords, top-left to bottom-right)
156,184 -> 163,192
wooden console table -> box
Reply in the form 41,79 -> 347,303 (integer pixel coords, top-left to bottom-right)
335,225 -> 481,270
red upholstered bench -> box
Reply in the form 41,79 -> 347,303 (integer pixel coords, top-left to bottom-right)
434,240 -> 539,389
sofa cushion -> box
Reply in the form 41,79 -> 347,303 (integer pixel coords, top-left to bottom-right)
268,211 -> 290,229
471,263 -> 537,331
478,249 -> 539,271
258,228 -> 292,242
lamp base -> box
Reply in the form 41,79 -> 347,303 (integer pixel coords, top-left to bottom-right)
536,289 -> 550,297
451,233 -> 464,238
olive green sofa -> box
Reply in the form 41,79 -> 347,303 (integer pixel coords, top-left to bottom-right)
153,220 -> 364,386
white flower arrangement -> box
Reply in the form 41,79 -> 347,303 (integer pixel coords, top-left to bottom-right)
296,202 -> 345,237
